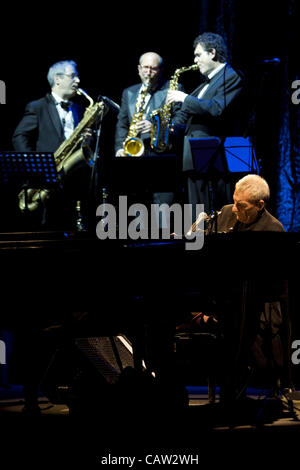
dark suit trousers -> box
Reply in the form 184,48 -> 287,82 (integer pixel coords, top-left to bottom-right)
187,171 -> 232,219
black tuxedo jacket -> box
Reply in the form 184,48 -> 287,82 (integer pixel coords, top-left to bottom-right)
173,64 -> 244,171
12,93 -> 83,152
114,80 -> 183,154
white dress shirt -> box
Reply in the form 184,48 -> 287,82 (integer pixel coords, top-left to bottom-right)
198,63 -> 227,98
52,91 -> 74,139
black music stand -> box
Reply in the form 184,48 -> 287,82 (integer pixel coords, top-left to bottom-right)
0,151 -> 59,212
189,137 -> 222,176
107,154 -> 181,194
189,137 -> 259,226
189,137 -> 224,225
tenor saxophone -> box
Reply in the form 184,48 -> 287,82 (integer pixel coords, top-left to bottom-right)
18,89 -> 105,212
150,64 -> 198,153
123,80 -> 151,157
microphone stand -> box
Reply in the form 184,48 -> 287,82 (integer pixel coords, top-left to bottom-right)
88,106 -> 105,229
89,94 -> 120,206
86,95 -> 120,230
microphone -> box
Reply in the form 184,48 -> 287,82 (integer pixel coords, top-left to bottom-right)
98,95 -> 120,113
187,211 -> 208,236
262,58 -> 280,65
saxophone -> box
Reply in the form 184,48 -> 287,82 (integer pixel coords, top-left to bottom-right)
150,64 -> 198,153
123,80 -> 151,157
18,88 -> 105,212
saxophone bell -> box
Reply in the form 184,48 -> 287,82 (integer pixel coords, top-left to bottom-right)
122,80 -> 151,157
123,137 -> 145,157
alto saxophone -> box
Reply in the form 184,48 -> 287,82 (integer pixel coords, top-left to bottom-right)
150,64 -> 198,153
123,80 -> 151,157
18,88 -> 105,212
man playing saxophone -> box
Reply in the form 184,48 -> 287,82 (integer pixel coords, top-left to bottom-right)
166,33 -> 246,219
114,52 -> 185,231
115,52 -> 165,158
12,60 -> 95,230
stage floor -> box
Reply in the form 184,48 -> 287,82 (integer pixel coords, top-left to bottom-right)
1,384 -> 300,466
1,384 -> 300,429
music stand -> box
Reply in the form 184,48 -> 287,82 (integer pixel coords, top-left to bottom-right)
223,136 -> 259,174
189,137 -> 224,226
0,151 -> 59,212
189,137 -> 222,175
107,154 -> 181,194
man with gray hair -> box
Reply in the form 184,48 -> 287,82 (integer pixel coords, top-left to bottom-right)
10,61 -> 91,415
178,174 -> 291,411
12,60 -> 93,231
13,60 -> 82,152
214,173 -> 285,232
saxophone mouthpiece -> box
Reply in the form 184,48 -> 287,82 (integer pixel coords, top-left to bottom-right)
77,88 -> 86,97
76,88 -> 94,106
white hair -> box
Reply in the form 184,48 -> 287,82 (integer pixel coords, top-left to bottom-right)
235,174 -> 270,202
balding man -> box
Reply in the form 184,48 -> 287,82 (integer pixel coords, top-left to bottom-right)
115,52 -> 179,157
114,52 -> 185,232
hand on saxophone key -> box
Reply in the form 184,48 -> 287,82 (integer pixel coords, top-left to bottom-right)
166,90 -> 188,105
135,119 -> 152,134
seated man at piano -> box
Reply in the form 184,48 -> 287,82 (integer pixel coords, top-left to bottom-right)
178,174 -> 292,406
210,173 -> 285,233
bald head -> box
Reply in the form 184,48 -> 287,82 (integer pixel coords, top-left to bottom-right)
139,52 -> 163,67
138,52 -> 164,86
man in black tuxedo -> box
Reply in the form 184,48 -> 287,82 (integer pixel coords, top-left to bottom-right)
9,61 -> 94,415
114,52 -> 184,232
167,32 -> 245,219
12,60 -> 91,230
13,60 -> 83,152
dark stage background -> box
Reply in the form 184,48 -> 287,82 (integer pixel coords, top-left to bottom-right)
1,0 -> 299,230
1,1 -> 300,387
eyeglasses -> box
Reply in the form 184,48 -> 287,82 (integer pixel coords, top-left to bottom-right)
57,73 -> 79,80
139,65 -> 160,72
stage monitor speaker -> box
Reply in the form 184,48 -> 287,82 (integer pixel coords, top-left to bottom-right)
74,335 -> 135,384
40,335 -> 136,404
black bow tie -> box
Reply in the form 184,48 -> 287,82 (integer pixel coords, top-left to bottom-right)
60,101 -> 72,112
202,75 -> 211,84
